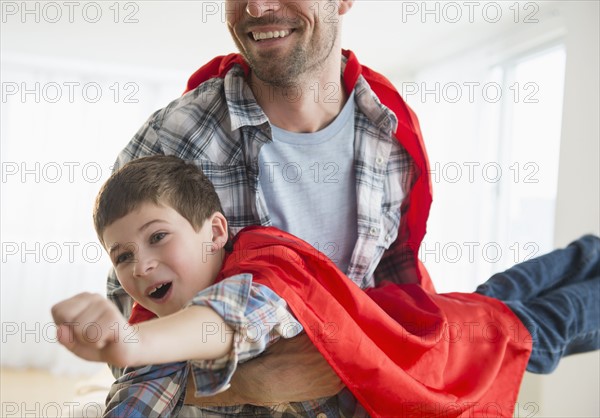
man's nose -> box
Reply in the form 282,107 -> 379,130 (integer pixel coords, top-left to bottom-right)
246,0 -> 281,18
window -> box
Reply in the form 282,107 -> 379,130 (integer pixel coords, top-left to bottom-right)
1,54 -> 186,373
398,44 -> 566,293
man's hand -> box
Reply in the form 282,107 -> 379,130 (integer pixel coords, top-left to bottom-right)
184,333 -> 344,406
51,292 -> 136,368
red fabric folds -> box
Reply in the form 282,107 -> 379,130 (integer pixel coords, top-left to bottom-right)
130,226 -> 531,416
218,226 -> 532,418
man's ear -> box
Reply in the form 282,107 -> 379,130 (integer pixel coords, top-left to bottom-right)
210,212 -> 229,250
338,0 -> 354,16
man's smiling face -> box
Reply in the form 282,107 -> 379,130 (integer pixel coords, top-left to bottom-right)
225,0 -> 343,87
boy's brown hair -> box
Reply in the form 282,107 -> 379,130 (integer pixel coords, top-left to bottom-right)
93,155 -> 225,247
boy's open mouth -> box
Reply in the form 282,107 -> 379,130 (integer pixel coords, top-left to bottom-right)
148,282 -> 172,300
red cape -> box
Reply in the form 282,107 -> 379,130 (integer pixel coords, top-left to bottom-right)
227,227 -> 531,417
131,227 -> 531,417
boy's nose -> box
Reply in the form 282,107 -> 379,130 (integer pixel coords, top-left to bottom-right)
133,255 -> 157,278
246,0 -> 281,18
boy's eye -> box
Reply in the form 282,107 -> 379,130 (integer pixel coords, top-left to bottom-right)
115,252 -> 134,265
150,232 -> 167,244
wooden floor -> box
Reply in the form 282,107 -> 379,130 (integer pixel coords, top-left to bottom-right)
0,367 -> 109,417
2,356 -> 599,417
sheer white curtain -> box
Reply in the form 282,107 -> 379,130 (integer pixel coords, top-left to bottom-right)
1,55 -> 185,375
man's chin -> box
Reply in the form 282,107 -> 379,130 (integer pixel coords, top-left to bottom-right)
244,49 -> 306,84
249,61 -> 304,89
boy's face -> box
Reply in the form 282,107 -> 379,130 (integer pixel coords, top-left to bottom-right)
102,203 -> 227,317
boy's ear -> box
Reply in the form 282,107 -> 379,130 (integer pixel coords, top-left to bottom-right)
210,212 -> 229,250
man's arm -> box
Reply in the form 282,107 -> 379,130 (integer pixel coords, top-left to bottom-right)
184,333 -> 344,406
51,292 -> 233,367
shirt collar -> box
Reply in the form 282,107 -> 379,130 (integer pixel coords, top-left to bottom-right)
354,75 -> 398,138
224,64 -> 269,131
223,55 -> 398,137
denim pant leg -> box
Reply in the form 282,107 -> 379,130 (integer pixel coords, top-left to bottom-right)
502,277 -> 600,373
475,234 -> 600,301
475,234 -> 600,373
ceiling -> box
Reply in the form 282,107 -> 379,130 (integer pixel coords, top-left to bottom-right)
2,1 -> 564,78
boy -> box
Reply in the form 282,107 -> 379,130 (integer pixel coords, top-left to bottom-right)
52,155 -> 598,418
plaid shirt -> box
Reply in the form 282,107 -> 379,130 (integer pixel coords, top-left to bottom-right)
105,274 -> 344,417
106,59 -> 415,416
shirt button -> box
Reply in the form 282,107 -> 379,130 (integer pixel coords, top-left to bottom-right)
213,383 -> 231,394
316,414 -> 327,418
370,227 -> 378,236
376,156 -> 384,165
386,234 -> 391,242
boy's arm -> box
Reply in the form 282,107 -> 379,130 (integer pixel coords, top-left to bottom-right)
51,292 -> 233,367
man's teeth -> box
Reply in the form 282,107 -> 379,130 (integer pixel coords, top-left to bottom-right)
149,283 -> 167,296
252,30 -> 291,41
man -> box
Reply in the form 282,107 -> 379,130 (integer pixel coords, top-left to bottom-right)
109,0 -> 431,410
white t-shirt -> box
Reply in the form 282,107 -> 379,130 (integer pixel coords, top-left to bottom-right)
258,93 -> 358,273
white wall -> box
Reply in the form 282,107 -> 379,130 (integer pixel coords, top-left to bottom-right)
522,2 -> 600,417
554,3 -> 600,243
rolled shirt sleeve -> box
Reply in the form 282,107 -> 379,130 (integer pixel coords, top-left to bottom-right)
187,274 -> 303,396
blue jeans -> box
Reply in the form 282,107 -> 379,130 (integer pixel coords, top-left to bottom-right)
475,235 -> 600,374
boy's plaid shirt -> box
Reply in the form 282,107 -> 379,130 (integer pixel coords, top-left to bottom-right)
104,61 -> 416,417
105,273 -> 368,418
104,274 -> 347,417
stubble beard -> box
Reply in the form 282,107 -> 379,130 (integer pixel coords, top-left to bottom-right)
232,21 -> 338,89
